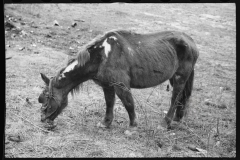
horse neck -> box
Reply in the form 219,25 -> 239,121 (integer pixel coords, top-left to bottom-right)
60,68 -> 94,95
58,55 -> 101,95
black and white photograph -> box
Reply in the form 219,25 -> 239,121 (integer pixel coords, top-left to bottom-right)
5,3 -> 236,157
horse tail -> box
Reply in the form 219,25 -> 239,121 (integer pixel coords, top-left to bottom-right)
184,69 -> 194,99
184,41 -> 198,99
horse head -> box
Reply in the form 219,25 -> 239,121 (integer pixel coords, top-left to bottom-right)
38,73 -> 68,125
38,45 -> 104,126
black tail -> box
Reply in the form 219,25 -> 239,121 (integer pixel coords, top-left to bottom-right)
184,69 -> 194,98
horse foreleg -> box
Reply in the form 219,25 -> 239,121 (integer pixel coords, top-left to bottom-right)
114,86 -> 137,128
102,86 -> 116,128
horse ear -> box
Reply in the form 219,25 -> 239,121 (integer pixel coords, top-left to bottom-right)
40,73 -> 50,85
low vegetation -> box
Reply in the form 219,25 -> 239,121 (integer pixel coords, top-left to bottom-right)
5,3 -> 235,157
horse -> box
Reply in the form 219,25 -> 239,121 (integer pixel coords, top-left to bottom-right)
38,29 -> 199,130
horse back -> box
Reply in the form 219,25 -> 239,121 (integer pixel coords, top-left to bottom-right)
97,30 -> 198,88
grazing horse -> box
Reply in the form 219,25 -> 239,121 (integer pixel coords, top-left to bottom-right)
38,29 -> 199,129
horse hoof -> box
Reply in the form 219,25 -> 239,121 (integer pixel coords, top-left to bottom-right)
160,118 -> 172,129
97,122 -> 108,128
129,121 -> 138,128
160,119 -> 168,127
129,125 -> 138,131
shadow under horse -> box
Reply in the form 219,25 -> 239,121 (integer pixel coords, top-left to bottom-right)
38,29 -> 199,129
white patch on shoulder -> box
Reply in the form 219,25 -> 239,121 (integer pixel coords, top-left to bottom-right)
63,60 -> 78,73
59,74 -> 65,79
102,39 -> 111,57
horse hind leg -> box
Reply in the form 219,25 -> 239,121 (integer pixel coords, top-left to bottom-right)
163,69 -> 193,128
173,92 -> 189,122
173,69 -> 194,121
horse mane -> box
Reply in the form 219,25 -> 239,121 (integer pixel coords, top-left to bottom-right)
74,33 -> 109,67
68,31 -> 112,97
70,83 -> 83,98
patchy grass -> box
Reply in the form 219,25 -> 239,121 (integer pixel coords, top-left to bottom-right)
5,3 -> 235,157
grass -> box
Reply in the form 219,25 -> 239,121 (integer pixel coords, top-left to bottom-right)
5,77 -> 236,157
5,3 -> 235,158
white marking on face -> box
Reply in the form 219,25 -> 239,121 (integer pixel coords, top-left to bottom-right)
102,39 -> 111,57
63,60 -> 78,74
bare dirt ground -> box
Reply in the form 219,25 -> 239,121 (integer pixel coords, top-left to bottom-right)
5,3 -> 236,157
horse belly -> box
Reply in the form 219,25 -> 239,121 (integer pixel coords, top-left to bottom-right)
129,65 -> 175,89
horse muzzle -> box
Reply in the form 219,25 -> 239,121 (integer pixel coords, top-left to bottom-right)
40,114 -> 57,129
